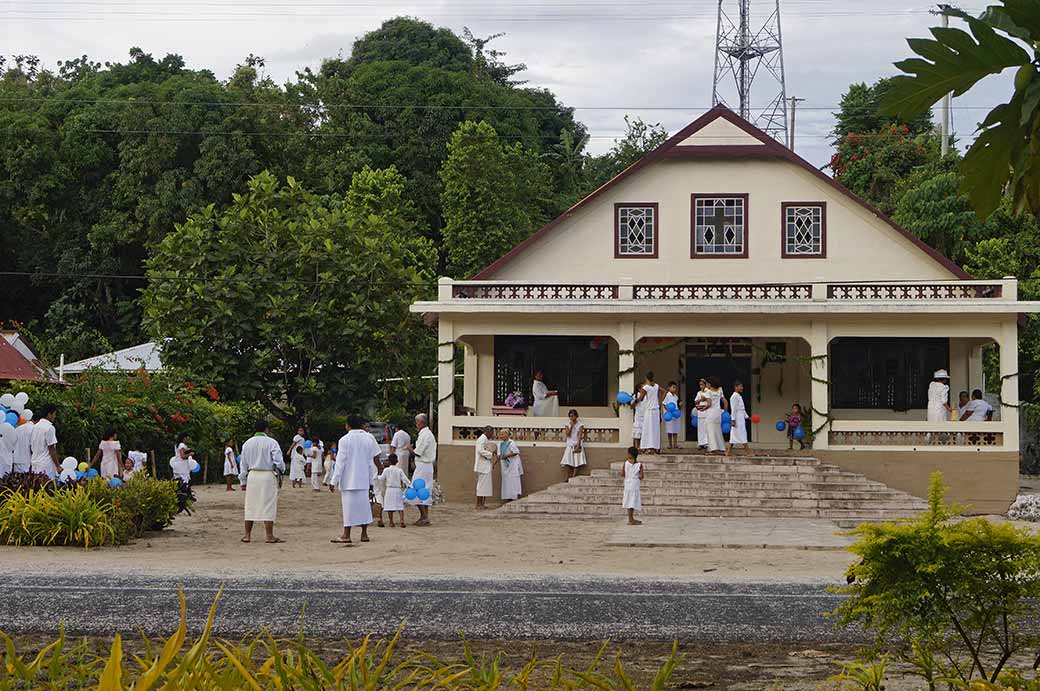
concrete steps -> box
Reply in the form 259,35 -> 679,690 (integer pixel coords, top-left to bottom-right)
498,452 -> 927,521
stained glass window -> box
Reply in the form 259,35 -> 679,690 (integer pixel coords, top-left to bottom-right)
615,204 -> 657,257
783,204 -> 825,256
693,196 -> 746,256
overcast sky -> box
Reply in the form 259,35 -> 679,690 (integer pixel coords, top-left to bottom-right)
2,0 -> 1014,168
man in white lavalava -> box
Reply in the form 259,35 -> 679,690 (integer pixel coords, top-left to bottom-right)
330,414 -> 380,545
238,419 -> 286,544
410,413 -> 437,526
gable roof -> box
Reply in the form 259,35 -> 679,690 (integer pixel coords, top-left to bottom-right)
0,338 -> 44,382
62,342 -> 164,374
472,104 -> 970,280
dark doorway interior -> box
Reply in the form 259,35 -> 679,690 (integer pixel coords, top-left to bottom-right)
685,356 -> 753,442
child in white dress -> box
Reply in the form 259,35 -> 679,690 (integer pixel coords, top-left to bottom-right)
663,381 -> 682,450
693,379 -> 709,449
121,457 -> 137,483
289,445 -> 307,488
379,454 -> 411,527
728,381 -> 750,454
223,438 -> 238,492
631,389 -> 646,449
621,446 -> 644,525
560,409 -> 586,481
308,440 -> 323,492
322,450 -> 336,486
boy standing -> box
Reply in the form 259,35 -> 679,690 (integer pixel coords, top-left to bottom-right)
728,380 -> 750,454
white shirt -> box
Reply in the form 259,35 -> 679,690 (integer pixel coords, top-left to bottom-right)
694,390 -> 708,418
12,420 -> 33,471
29,418 -> 58,474
963,398 -> 994,421
729,392 -> 747,420
414,427 -> 437,466
332,429 -> 380,491
390,429 -> 411,453
170,454 -> 191,482
565,421 -> 584,447
238,433 -> 285,485
473,433 -> 493,474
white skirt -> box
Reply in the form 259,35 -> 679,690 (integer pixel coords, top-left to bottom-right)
664,417 -> 682,435
622,483 -> 642,510
100,457 -> 120,480
223,460 -> 238,476
697,415 -> 708,446
383,486 -> 405,511
730,416 -> 749,444
244,470 -> 279,521
706,417 -> 725,452
341,489 -> 373,527
632,409 -> 644,439
560,446 -> 586,468
475,471 -> 493,497
289,458 -> 306,481
408,462 -> 434,506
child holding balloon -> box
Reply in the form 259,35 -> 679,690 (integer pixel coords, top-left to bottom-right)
786,403 -> 805,450
662,382 -> 682,450
379,454 -> 411,527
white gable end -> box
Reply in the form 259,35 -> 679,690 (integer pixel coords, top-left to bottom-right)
676,117 -> 765,147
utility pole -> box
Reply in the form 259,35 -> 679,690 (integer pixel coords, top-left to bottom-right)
787,96 -> 804,150
934,4 -> 954,155
712,0 -> 788,142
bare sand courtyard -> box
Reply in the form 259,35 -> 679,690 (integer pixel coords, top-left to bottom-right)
0,484 -> 857,582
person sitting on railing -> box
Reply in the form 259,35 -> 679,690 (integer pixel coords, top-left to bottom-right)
960,389 -> 994,422
531,369 -> 559,417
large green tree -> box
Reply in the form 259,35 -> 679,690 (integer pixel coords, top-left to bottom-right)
140,171 -> 435,423
440,120 -> 551,278
831,77 -> 934,143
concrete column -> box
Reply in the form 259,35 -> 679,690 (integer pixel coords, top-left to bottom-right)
462,341 -> 478,411
808,320 -> 830,450
999,319 -> 1020,451
617,320 -> 637,444
437,317 -> 455,442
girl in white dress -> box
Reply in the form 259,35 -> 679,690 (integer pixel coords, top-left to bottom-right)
379,455 -> 411,527
322,449 -> 337,486
693,379 -> 709,449
223,438 -> 238,491
663,381 -> 682,450
631,389 -> 646,449
308,439 -> 323,492
638,372 -> 662,454
289,445 -> 307,488
927,369 -> 952,422
560,409 -> 587,481
728,381 -> 749,454
497,429 -> 523,501
621,446 -> 644,525
704,376 -> 728,454
93,429 -> 122,480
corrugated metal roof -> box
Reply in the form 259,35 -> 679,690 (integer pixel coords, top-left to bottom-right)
62,342 -> 164,373
0,338 -> 43,381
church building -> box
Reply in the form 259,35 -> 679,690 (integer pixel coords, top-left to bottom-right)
411,105 -> 1040,514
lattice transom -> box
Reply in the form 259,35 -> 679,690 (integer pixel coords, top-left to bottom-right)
784,204 -> 823,256
694,197 -> 745,255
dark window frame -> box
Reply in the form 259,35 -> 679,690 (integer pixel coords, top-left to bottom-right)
614,202 -> 660,258
781,201 -> 827,258
690,193 -> 750,258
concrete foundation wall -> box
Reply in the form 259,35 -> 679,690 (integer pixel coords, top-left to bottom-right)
816,450 -> 1019,515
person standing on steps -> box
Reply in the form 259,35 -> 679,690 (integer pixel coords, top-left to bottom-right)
239,419 -> 286,544
634,371 -> 663,454
560,409 -> 586,482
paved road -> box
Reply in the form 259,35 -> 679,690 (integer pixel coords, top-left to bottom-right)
0,574 -> 859,642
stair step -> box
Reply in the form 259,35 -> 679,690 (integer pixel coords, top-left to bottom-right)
500,504 -> 923,519
517,495 -> 923,510
544,487 -> 918,501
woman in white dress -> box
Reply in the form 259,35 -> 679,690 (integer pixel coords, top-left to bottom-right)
531,370 -> 560,417
693,379 -> 709,449
560,409 -> 587,481
637,372 -> 662,454
927,369 -> 952,422
662,382 -> 682,450
497,429 -> 523,501
704,376 -> 728,454
308,440 -> 324,492
93,429 -> 122,480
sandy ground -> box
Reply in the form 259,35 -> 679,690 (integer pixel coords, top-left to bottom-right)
0,485 -> 857,583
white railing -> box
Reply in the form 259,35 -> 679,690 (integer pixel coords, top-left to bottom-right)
451,416 -> 621,445
828,420 -> 1007,450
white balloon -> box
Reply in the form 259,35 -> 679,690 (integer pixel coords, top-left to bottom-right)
9,401 -> 23,414
0,394 -> 13,407
14,392 -> 28,405
20,409 -> 32,421
0,422 -> 13,437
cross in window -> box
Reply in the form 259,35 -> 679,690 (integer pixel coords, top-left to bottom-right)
702,205 -> 732,245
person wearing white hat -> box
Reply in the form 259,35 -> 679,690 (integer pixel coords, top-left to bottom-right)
927,369 -> 952,423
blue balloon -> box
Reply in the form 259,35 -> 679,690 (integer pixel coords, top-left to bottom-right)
721,422 -> 732,435
418,488 -> 431,501
775,421 -> 787,431
85,468 -> 98,479
236,454 -> 241,463
109,477 -> 123,488
303,440 -> 313,449
721,411 -> 731,425
4,412 -> 17,426
616,391 -> 633,405
412,477 -> 426,491
793,426 -> 806,441
75,471 -> 85,481
405,488 -> 418,501
689,413 -> 698,428
190,461 -> 201,474
666,402 -> 679,414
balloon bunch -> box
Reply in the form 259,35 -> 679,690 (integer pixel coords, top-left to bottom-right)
405,477 -> 431,502
616,391 -> 633,405
721,411 -> 732,435
662,401 -> 680,422
774,420 -> 805,440
0,391 -> 32,454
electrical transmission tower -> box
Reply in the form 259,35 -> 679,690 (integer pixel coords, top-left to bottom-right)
712,0 -> 788,144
